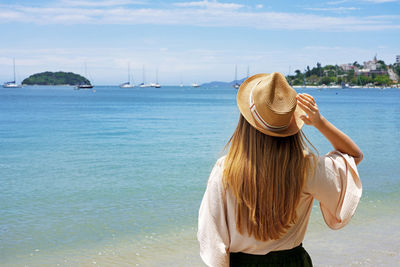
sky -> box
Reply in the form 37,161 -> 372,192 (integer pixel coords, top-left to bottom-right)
0,0 -> 399,85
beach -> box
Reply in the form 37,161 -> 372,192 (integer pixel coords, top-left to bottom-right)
6,198 -> 400,266
1,85 -> 399,266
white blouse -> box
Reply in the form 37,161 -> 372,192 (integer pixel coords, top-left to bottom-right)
197,151 -> 362,267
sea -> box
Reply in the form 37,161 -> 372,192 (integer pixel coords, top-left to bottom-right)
0,85 -> 399,266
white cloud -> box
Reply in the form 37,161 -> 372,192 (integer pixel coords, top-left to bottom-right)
304,46 -> 344,50
362,0 -> 398,3
327,0 -> 349,4
304,7 -> 359,12
0,3 -> 399,31
0,10 -> 24,20
328,0 -> 398,4
256,4 -> 263,9
60,0 -> 146,7
173,0 -> 243,10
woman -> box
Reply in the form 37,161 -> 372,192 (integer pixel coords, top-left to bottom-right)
197,72 -> 363,266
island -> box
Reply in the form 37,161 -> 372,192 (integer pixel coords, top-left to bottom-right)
22,71 -> 91,86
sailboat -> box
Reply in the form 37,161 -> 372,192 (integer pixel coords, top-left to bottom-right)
76,63 -> 93,89
120,63 -> 134,88
3,58 -> 22,88
153,69 -> 161,88
139,65 -> 151,88
76,84 -> 93,89
233,65 -> 240,89
179,74 -> 184,87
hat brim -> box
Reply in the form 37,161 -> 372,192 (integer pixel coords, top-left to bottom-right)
237,73 -> 306,137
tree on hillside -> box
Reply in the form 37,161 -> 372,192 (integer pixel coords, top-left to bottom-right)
376,60 -> 387,71
346,70 -> 355,83
357,76 -> 372,86
353,61 -> 362,68
374,75 -> 392,86
317,62 -> 322,77
320,76 -> 333,85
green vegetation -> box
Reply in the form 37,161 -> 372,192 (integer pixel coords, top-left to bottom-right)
286,60 -> 398,87
22,71 -> 91,85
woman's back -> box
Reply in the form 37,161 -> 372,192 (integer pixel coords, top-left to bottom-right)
198,150 -> 361,266
222,116 -> 313,241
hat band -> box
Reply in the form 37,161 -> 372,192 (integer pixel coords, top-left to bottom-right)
249,83 -> 289,132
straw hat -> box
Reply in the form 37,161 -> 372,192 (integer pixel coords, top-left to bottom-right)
237,72 -> 305,137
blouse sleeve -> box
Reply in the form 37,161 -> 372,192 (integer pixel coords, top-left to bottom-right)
306,151 -> 362,230
197,157 -> 230,267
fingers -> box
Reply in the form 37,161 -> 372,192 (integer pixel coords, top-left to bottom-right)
296,94 -> 313,105
300,114 -> 311,125
301,93 -> 315,104
297,100 -> 313,113
296,94 -> 318,112
296,93 -> 323,127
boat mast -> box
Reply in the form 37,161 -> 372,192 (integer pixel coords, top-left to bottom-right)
128,63 -> 131,84
13,58 -> 16,83
84,62 -> 88,84
156,68 -> 159,84
235,64 -> 238,84
142,65 -> 146,84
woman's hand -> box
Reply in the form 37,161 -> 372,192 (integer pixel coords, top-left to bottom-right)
296,93 -> 323,127
296,93 -> 363,165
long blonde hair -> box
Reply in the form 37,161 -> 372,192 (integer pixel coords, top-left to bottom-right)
223,115 -> 314,241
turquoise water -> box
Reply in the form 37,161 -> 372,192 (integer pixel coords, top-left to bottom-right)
1,86 -> 399,266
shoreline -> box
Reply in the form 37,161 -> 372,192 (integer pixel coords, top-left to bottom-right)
3,198 -> 399,267
7,84 -> 400,89
292,85 -> 400,89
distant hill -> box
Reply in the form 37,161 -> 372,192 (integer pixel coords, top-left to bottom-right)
201,77 -> 247,87
22,71 -> 91,86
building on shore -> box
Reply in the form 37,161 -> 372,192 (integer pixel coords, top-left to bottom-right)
340,64 -> 355,71
356,68 -> 387,77
396,55 -> 400,64
354,56 -> 387,77
363,56 -> 379,71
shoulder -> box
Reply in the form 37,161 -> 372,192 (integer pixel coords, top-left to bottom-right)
216,155 -> 226,168
207,156 -> 226,185
304,150 -> 359,193
316,151 -> 358,174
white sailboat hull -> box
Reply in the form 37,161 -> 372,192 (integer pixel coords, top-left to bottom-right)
75,84 -> 94,89
120,83 -> 134,88
3,82 -> 21,88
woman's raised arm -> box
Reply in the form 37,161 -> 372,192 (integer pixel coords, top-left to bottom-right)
296,93 -> 363,165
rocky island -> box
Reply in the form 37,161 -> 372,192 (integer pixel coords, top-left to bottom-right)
22,71 -> 91,86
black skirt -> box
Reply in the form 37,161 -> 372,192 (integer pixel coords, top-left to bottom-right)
229,243 -> 313,267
